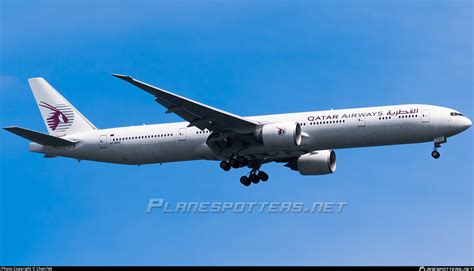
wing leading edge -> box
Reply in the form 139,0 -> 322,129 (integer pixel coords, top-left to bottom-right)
112,74 -> 259,134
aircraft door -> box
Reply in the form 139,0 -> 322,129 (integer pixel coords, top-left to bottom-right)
357,116 -> 366,127
422,110 -> 430,123
99,135 -> 107,149
178,128 -> 186,141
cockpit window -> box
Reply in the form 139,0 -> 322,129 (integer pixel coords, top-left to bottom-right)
450,112 -> 463,116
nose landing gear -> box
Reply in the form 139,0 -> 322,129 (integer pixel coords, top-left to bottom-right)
431,136 -> 446,159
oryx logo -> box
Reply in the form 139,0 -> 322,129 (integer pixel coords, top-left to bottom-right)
39,101 -> 74,132
276,127 -> 286,136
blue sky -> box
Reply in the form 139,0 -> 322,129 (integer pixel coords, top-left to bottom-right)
0,0 -> 472,265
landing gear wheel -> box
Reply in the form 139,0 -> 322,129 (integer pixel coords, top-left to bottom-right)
237,156 -> 248,167
229,158 -> 240,169
240,176 -> 251,186
249,173 -> 260,184
220,161 -> 231,171
431,150 -> 440,159
258,171 -> 269,182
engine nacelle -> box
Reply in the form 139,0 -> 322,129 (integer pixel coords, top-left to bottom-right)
287,150 -> 336,175
259,121 -> 302,148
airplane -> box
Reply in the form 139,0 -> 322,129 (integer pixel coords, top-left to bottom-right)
4,75 -> 472,186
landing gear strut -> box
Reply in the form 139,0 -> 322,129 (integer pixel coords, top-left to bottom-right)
431,137 -> 446,159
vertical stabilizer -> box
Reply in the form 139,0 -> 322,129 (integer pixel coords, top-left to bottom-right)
28,77 -> 96,135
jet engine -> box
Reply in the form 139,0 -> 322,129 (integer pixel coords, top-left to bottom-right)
286,150 -> 336,175
256,121 -> 302,148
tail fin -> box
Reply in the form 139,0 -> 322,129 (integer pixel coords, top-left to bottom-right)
28,77 -> 96,136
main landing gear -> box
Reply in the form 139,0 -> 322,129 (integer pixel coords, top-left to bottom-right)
220,155 -> 269,186
240,170 -> 269,187
431,137 -> 446,159
220,155 -> 249,171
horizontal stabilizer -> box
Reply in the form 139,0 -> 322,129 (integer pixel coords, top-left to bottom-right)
4,126 -> 77,147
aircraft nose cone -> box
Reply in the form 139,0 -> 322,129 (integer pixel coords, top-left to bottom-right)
458,116 -> 472,132
464,117 -> 472,129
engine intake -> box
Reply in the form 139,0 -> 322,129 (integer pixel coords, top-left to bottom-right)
286,150 -> 336,175
258,121 -> 302,148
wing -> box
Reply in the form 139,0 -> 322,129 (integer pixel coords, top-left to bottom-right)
112,74 -> 259,134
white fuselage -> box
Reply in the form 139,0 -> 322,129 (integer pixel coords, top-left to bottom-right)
29,104 -> 471,165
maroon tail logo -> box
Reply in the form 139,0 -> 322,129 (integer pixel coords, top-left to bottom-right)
39,101 -> 74,132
